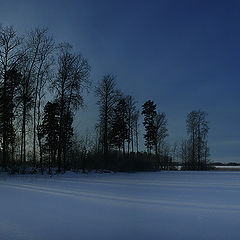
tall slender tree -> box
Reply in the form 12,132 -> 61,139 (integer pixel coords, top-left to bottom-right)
142,100 -> 157,154
132,109 -> 140,154
29,28 -> 55,168
110,97 -> 128,154
40,101 -> 60,173
52,43 -> 90,172
16,28 -> 50,164
186,110 -> 210,170
95,74 -> 118,158
154,112 -> 168,156
125,95 -> 136,154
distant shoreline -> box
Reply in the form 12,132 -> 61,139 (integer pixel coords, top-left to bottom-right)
214,166 -> 240,171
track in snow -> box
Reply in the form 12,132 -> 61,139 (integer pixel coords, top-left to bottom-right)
1,171 -> 240,240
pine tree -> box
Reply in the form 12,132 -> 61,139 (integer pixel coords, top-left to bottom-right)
0,68 -> 21,168
40,101 -> 60,172
142,100 -> 157,154
61,110 -> 73,171
0,26 -> 22,168
110,98 -> 128,154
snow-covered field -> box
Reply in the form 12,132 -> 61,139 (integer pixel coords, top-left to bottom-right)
1,171 -> 240,240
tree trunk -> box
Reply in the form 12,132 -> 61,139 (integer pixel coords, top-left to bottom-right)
2,72 -> 7,169
136,127 -> 139,154
23,100 -> 27,164
32,87 -> 38,168
131,128 -> 134,153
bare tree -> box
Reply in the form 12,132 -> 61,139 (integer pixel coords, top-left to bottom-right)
155,112 -> 168,156
178,139 -> 191,170
28,27 -> 55,168
16,28 -> 51,165
52,43 -> 90,172
95,74 -> 118,158
36,62 -> 53,171
125,95 -> 136,154
186,110 -> 210,170
171,141 -> 178,168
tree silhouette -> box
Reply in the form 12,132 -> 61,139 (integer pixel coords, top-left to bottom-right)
142,100 -> 157,154
52,43 -> 90,172
40,101 -> 60,172
0,26 -> 22,168
185,110 -> 210,170
110,97 -> 128,154
95,74 -> 118,157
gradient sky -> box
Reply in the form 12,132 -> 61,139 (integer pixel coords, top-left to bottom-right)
1,0 -> 240,162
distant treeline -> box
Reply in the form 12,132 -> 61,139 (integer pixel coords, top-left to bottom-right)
211,162 -> 240,166
0,25 -> 211,174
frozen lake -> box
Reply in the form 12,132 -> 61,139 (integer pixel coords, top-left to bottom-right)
0,171 -> 240,240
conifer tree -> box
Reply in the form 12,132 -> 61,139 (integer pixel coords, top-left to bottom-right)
142,100 -> 157,154
40,101 -> 60,171
0,26 -> 22,168
110,97 -> 128,153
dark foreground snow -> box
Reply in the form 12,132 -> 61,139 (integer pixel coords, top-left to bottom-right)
0,171 -> 240,240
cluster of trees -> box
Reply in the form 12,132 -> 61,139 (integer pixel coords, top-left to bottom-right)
0,26 -> 90,173
0,25 -> 211,174
95,75 -> 140,159
94,75 -> 211,171
180,110 -> 210,170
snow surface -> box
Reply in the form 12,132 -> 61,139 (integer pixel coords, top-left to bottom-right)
1,171 -> 240,240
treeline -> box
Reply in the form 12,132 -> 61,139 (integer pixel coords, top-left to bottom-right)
0,25 -> 211,174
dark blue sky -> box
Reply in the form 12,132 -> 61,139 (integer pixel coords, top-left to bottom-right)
1,0 -> 240,162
